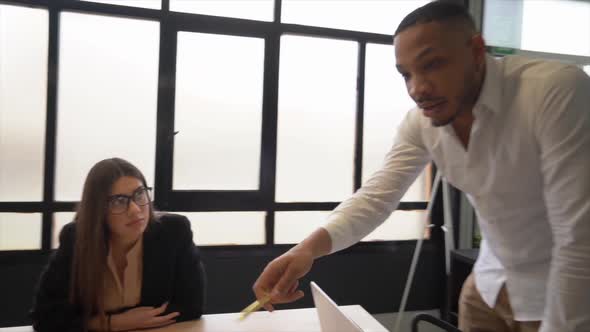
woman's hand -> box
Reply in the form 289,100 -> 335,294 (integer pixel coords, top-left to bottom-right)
111,302 -> 179,331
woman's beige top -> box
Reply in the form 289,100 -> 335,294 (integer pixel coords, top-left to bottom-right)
103,238 -> 143,312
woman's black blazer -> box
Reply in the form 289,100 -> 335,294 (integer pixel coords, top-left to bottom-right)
31,213 -> 206,332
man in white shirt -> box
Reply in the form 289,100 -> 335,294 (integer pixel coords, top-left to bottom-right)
252,2 -> 590,331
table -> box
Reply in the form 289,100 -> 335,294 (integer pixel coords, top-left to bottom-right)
0,305 -> 388,332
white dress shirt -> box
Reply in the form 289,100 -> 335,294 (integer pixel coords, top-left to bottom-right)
323,55 -> 590,331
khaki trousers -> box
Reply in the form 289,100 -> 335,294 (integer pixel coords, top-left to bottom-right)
458,273 -> 541,332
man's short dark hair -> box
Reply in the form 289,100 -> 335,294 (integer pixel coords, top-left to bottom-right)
394,1 -> 476,38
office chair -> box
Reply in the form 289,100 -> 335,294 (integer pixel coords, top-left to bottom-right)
411,313 -> 462,332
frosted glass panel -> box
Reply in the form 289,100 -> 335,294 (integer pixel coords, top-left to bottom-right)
362,210 -> 427,241
484,0 -> 590,56
282,0 -> 429,34
0,213 -> 42,250
182,212 -> 265,245
276,36 -> 357,202
521,0 -> 590,56
53,212 -> 76,249
0,5 -> 47,201
171,0 -> 273,21
54,212 -> 266,247
363,43 -> 428,202
275,211 -> 330,244
174,32 -> 264,190
79,0 -> 161,9
275,210 -> 425,244
482,0 -> 523,49
56,13 -> 159,201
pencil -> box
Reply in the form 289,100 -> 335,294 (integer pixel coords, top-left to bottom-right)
239,294 -> 271,321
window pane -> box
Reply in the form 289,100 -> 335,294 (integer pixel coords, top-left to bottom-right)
0,213 -> 41,250
521,0 -> 590,56
56,13 -> 159,201
276,36 -> 357,202
362,210 -> 427,241
0,5 -> 47,201
275,211 -> 330,244
281,0 -> 429,34
79,0 -> 161,9
482,0 -> 523,49
174,33 -> 264,190
170,0 -> 273,21
181,212 -> 265,245
484,0 -> 590,56
584,65 -> 590,76
54,212 -> 266,247
275,210 -> 426,243
363,44 -> 428,202
53,212 -> 76,249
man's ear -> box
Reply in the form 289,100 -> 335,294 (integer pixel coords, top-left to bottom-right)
471,34 -> 487,65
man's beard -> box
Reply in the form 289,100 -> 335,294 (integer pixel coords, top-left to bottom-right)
431,111 -> 457,127
431,71 -> 478,128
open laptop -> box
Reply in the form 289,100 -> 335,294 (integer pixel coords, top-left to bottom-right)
310,281 -> 364,332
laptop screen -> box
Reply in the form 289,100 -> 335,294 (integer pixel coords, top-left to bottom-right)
310,281 -> 364,332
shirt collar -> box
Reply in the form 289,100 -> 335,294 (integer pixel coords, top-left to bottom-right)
437,54 -> 503,136
473,54 -> 503,115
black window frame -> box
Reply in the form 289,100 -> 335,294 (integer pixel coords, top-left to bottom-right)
0,0 -> 434,251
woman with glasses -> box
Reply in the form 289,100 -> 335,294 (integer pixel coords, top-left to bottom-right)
31,158 -> 205,332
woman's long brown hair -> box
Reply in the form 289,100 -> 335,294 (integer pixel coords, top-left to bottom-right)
69,158 -> 154,329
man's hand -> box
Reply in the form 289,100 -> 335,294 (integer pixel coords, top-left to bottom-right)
252,227 -> 332,312
252,248 -> 313,311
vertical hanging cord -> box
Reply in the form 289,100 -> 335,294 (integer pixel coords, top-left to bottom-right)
442,179 -> 456,276
393,171 -> 442,332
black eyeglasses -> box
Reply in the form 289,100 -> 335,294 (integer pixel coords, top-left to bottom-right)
107,186 -> 152,215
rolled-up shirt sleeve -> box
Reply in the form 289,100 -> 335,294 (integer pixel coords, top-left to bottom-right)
323,110 -> 431,253
536,67 -> 590,331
